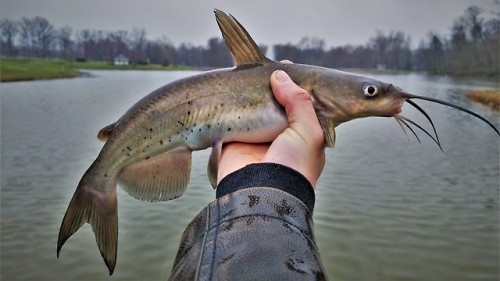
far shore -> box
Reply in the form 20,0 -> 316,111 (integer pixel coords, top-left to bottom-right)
2,58 -> 498,104
0,58 -> 194,82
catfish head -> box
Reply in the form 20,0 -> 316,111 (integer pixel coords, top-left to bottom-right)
307,69 -> 499,149
214,9 -> 499,149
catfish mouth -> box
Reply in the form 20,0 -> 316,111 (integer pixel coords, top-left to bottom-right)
393,93 -> 500,151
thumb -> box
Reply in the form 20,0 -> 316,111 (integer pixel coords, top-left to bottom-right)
270,70 -> 324,147
266,70 -> 325,187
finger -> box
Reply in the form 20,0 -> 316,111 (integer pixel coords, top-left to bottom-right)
266,71 -> 325,187
270,70 -> 324,147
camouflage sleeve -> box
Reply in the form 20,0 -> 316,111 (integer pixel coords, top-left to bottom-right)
169,163 -> 327,281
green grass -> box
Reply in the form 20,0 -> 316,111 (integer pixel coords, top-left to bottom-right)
0,58 -> 193,82
0,58 -> 80,82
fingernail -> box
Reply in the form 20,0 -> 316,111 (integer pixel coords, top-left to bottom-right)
275,70 -> 289,82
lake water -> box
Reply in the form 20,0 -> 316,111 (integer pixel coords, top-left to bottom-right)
1,70 -> 498,281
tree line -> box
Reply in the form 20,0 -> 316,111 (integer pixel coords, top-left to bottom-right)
415,5 -> 499,76
274,6 -> 499,77
1,5 -> 498,76
0,17 -> 234,68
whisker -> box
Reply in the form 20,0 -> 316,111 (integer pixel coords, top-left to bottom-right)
405,99 -> 440,144
394,115 -> 410,141
407,94 -> 499,136
399,115 -> 443,152
397,115 -> 421,143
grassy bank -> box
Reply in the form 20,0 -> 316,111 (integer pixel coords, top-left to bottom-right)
0,58 -> 80,82
466,90 -> 500,111
0,58 -> 193,82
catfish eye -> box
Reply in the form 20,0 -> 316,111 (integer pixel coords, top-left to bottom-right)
363,84 -> 379,97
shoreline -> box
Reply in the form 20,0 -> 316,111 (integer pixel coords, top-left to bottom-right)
466,90 -> 500,111
0,58 -> 194,82
1,58 -> 498,87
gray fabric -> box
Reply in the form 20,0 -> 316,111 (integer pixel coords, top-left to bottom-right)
169,187 -> 327,281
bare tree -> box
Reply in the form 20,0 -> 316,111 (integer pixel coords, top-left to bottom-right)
369,31 -> 411,69
463,6 -> 484,44
130,28 -> 147,63
145,36 -> 175,66
19,17 -> 35,56
204,37 -> 232,67
110,30 -> 129,59
0,19 -> 19,56
57,26 -> 73,59
416,33 -> 447,73
76,29 -> 94,59
298,37 -> 325,65
18,17 -> 55,57
298,37 -> 325,50
32,17 -> 55,57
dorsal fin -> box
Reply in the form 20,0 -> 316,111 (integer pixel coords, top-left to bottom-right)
214,9 -> 272,66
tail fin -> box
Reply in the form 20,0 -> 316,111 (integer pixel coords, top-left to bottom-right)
57,179 -> 118,275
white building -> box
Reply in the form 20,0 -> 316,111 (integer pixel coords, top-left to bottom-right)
114,54 -> 129,66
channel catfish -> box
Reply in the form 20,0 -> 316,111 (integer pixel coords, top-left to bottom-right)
57,9 -> 499,275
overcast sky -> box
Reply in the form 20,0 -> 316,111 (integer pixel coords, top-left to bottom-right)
1,0 -> 498,50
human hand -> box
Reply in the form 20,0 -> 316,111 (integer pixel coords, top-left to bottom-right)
217,70 -> 326,187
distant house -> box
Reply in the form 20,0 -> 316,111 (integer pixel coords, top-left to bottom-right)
114,54 -> 129,66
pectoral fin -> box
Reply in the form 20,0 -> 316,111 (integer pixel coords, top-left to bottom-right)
207,140 -> 223,189
318,117 -> 336,147
118,148 -> 192,201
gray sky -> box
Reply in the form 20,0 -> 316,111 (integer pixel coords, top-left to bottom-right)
1,0 -> 498,50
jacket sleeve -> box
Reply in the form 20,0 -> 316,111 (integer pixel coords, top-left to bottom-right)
169,163 -> 328,281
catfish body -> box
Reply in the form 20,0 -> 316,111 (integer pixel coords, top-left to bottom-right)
97,64 -> 290,191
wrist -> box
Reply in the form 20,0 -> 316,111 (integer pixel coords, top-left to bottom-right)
216,163 -> 315,211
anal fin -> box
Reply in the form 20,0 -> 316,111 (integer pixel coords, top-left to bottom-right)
118,148 -> 192,201
207,140 -> 222,189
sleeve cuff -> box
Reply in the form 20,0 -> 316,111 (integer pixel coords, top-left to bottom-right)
216,163 -> 315,211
